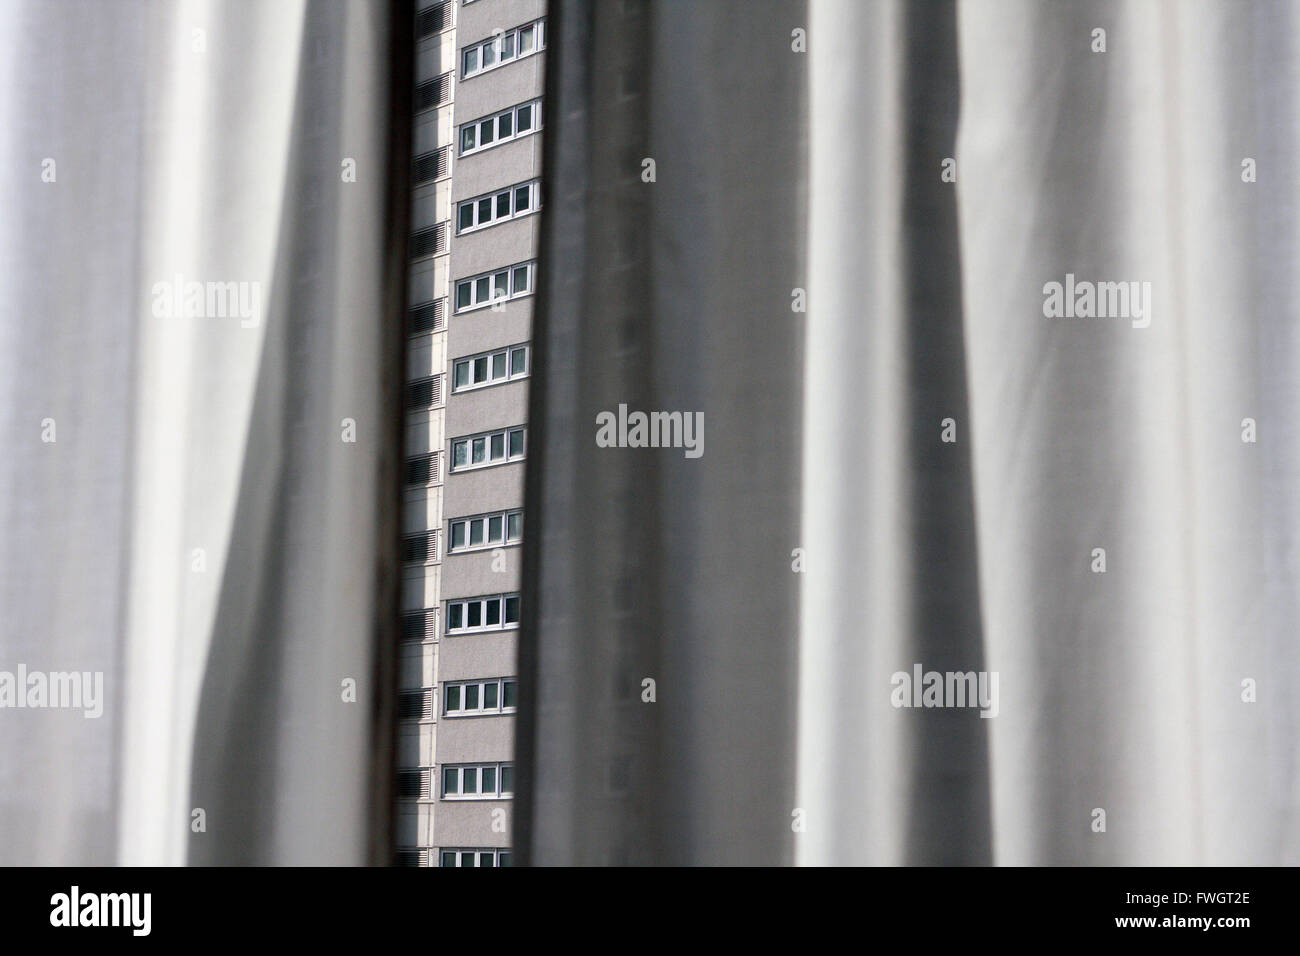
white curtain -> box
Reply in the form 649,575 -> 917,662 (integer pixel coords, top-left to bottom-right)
0,0 -> 402,865
3,0 -> 1297,867
520,0 -> 1300,865
802,0 -> 1300,866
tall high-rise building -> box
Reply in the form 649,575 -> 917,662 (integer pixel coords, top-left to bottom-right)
396,0 -> 546,867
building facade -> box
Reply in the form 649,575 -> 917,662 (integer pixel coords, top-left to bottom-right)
396,0 -> 546,867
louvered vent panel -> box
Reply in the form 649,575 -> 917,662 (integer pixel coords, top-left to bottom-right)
416,2 -> 450,38
415,72 -> 452,111
406,376 -> 443,409
405,453 -> 441,486
409,222 -> 447,259
409,299 -> 445,333
401,608 -> 437,642
402,531 -> 437,563
396,769 -> 433,799
413,147 -> 450,184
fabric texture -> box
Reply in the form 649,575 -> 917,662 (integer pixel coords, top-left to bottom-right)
0,0 -> 405,865
3,0 -> 1298,867
519,0 -> 1300,865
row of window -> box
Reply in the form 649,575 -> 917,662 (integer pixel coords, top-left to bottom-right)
441,848 -> 512,868
397,593 -> 519,642
443,762 -> 513,799
451,425 -> 526,471
396,763 -> 513,800
447,592 -> 521,633
445,677 -> 517,715
393,847 -> 513,868
403,427 -> 529,486
460,99 -> 541,156
453,343 -> 529,390
450,508 -> 522,552
403,429 -> 528,487
454,260 -> 534,312
395,513 -> 523,567
399,677 -> 517,720
405,348 -> 530,411
457,180 -> 539,234
462,20 -> 545,78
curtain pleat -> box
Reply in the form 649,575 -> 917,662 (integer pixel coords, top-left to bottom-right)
4,0 -> 1298,868
518,0 -> 807,865
521,0 -> 1300,865
800,0 -> 992,866
0,0 -> 405,865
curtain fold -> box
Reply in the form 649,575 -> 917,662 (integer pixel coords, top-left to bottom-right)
518,0 -> 807,865
800,0 -> 992,866
951,0 -> 1300,866
3,0 -> 1298,868
0,0 -> 404,865
520,0 -> 1300,865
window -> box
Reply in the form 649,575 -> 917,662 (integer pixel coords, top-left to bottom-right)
445,593 -> 521,634
454,261 -> 535,312
450,426 -> 526,471
441,763 -> 514,800
440,848 -> 512,867
461,19 -> 546,78
452,344 -> 529,391
456,180 -> 540,234
399,688 -> 435,721
449,509 -> 522,553
443,678 -> 518,716
458,99 -> 542,156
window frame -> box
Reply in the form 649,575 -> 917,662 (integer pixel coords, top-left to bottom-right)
439,848 -> 512,867
449,425 -> 527,472
460,19 -> 546,79
453,261 -> 535,312
451,343 -> 530,392
458,99 -> 543,157
448,508 -> 523,554
444,593 -> 522,635
456,179 -> 541,235
440,762 -> 515,800
443,677 -> 518,717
